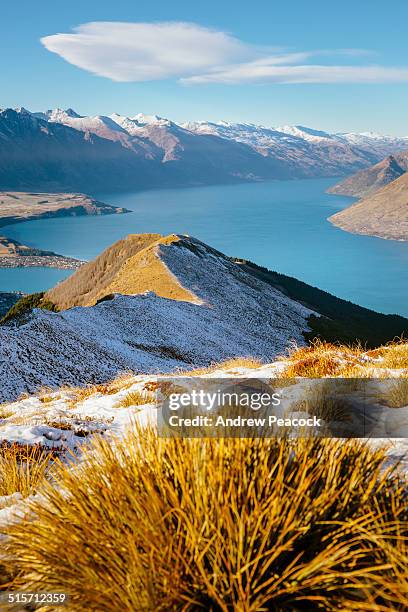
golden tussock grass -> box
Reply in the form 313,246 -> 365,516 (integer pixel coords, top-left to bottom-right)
54,373 -> 137,408
281,339 -> 360,378
3,428 -> 407,610
183,356 -> 263,376
290,380 -> 353,422
377,342 -> 408,370
37,387 -> 61,404
282,339 -> 408,378
0,444 -> 57,498
382,380 -> 408,408
115,390 -> 152,408
0,405 -> 13,419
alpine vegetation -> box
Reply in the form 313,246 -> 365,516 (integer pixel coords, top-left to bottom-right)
2,428 -> 407,610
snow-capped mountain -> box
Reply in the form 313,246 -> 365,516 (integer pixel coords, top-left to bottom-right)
30,106 -> 408,171
2,106 -> 408,193
0,107 -> 157,192
183,120 -> 408,172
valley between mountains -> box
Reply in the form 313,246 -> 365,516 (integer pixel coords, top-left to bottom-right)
2,106 -> 408,243
0,112 -> 407,608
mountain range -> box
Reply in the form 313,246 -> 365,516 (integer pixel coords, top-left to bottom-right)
2,107 -> 408,192
1,233 -> 406,401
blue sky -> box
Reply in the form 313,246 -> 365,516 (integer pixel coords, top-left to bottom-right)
2,0 -> 408,134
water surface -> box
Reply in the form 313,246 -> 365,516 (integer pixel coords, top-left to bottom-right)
1,178 -> 407,316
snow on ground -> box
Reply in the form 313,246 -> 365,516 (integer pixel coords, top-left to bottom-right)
0,360 -> 407,532
0,236 -> 315,402
0,361 -> 406,460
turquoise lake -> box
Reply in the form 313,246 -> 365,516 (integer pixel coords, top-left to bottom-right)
1,178 -> 407,316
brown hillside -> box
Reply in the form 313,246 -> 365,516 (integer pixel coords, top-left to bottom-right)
328,152 -> 408,198
329,171 -> 408,240
45,234 -> 198,310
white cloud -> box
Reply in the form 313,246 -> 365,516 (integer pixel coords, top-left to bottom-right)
41,21 -> 250,82
181,63 -> 408,85
41,21 -> 408,86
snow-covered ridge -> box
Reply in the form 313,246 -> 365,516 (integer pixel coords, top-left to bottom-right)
24,107 -> 408,165
0,234 -> 315,402
4,106 -> 408,181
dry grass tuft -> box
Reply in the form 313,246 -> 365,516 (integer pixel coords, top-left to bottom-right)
281,339 -> 408,378
115,390 -> 151,408
57,373 -> 137,408
0,405 -> 13,419
3,429 -> 408,610
290,380 -> 353,422
280,339 -> 357,378
379,342 -> 408,370
381,380 -> 408,408
37,387 -> 61,404
0,443 -> 57,497
284,354 -> 342,378
183,356 -> 263,376
42,419 -> 75,431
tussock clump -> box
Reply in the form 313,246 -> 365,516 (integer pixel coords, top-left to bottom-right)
115,390 -> 151,408
0,443 -> 56,497
379,342 -> 408,369
284,353 -> 342,377
184,356 -> 263,376
291,380 -> 353,422
3,429 -> 408,610
281,339 -> 359,378
281,339 -> 408,378
38,388 -> 61,404
58,373 -> 137,407
382,380 -> 408,408
0,405 -> 13,419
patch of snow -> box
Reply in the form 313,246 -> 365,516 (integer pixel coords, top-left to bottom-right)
0,236 -> 315,401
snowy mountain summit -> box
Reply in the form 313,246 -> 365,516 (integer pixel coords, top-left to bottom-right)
2,106 -> 408,192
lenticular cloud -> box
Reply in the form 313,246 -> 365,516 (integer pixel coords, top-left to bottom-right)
41,21 -> 250,82
41,21 -> 408,85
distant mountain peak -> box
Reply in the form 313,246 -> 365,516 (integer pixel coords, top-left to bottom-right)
14,107 -> 32,115
46,108 -> 83,121
328,149 -> 408,199
131,113 -> 169,125
64,108 -> 81,118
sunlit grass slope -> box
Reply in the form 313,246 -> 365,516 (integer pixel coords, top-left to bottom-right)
3,427 -> 408,611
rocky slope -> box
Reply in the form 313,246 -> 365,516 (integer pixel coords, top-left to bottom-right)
329,171 -> 408,240
328,151 -> 408,198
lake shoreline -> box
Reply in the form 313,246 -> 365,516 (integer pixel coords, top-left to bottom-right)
0,191 -> 130,269
1,178 -> 407,317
